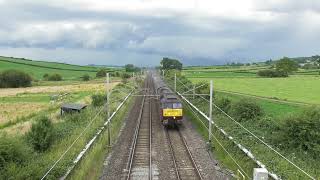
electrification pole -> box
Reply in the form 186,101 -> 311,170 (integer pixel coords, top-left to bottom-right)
209,80 -> 213,142
174,73 -> 177,92
106,73 -> 111,146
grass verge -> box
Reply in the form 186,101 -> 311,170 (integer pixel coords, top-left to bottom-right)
68,96 -> 134,180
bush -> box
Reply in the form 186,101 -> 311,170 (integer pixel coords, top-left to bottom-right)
91,94 -> 107,107
47,74 -> 62,81
43,73 -> 49,79
216,97 -> 232,113
0,70 -> 32,88
0,136 -> 29,171
231,99 -> 264,122
96,69 -> 107,78
27,116 -> 54,152
257,69 -> 288,77
82,74 -> 90,81
279,107 -> 320,157
121,73 -> 131,84
195,81 -> 209,94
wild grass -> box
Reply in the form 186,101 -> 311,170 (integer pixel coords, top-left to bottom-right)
69,96 -> 134,180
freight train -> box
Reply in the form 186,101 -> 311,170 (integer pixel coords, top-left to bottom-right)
153,73 -> 183,126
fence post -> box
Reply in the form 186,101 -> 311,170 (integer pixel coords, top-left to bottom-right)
106,73 -> 111,147
209,80 -> 213,142
253,168 -> 268,180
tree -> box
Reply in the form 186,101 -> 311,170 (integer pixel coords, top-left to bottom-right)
276,57 -> 298,74
312,55 -> 320,68
265,59 -> 273,65
160,57 -> 182,70
125,64 -> 140,72
96,69 -> 107,78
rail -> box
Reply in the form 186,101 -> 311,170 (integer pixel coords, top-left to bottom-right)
165,126 -> 203,180
126,77 -> 153,180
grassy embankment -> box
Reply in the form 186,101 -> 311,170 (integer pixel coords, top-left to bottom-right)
176,66 -> 320,179
69,95 -> 135,180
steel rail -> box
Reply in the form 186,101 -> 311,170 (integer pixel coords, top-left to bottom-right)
177,127 -> 203,180
125,95 -> 146,180
165,128 -> 181,180
165,126 -> 203,180
149,77 -> 153,180
126,76 -> 153,180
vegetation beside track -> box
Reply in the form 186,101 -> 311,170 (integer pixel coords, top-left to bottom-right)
0,81 -> 135,179
164,70 -> 319,179
69,95 -> 135,180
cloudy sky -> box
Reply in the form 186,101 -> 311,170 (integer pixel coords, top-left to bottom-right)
0,0 -> 319,66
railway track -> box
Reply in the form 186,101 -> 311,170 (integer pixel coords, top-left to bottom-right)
125,77 -> 153,180
166,126 -> 203,180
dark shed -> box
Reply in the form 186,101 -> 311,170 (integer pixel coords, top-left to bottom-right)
61,103 -> 87,115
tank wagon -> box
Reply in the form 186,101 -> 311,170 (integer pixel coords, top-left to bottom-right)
153,73 -> 183,126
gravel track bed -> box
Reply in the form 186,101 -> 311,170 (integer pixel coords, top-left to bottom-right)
100,94 -> 143,180
150,93 -> 177,180
179,117 -> 232,180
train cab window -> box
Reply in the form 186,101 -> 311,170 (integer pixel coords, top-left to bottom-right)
163,103 -> 172,108
172,103 -> 182,109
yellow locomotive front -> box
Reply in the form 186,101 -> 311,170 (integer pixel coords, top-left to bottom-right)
161,101 -> 183,126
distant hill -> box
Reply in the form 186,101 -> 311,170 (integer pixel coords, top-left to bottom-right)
0,56 -> 113,80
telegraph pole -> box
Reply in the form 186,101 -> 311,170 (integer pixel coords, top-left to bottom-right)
209,80 -> 213,142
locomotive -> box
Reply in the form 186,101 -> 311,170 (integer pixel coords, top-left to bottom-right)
153,73 -> 183,126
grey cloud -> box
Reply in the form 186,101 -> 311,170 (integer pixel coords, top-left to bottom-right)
0,0 -> 320,66
254,0 -> 320,13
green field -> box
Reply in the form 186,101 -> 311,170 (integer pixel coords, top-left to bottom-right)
189,77 -> 320,104
0,56 -> 113,80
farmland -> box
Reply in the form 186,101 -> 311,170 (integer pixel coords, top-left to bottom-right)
0,56 -> 117,80
0,56 -> 138,179
185,67 -> 320,104
0,82 -> 117,132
